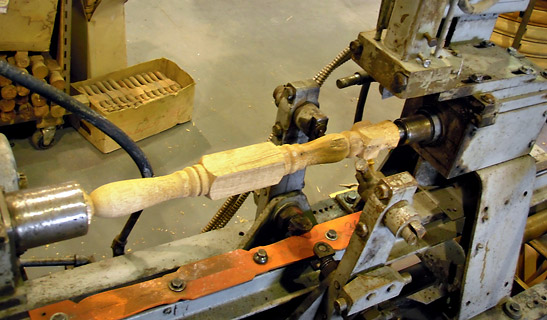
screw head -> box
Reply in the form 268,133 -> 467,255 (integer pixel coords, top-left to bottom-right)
253,248 -> 268,264
325,229 -> 338,241
480,94 -> 495,104
519,66 -> 535,75
50,313 -> 68,320
169,277 -> 186,292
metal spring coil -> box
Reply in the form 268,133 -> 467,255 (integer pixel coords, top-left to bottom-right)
313,46 -> 352,87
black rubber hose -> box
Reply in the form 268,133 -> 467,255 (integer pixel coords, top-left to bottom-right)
0,61 -> 153,255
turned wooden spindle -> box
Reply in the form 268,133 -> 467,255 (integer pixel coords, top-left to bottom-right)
89,120 -> 400,218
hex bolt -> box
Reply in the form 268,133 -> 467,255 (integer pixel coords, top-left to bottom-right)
469,73 -> 485,83
519,66 -> 535,75
344,192 -> 357,204
503,300 -> 523,319
168,277 -> 186,292
374,184 -> 390,200
272,122 -> 283,138
423,32 -> 437,47
50,313 -> 69,320
253,248 -> 268,264
480,94 -> 495,104
355,222 -> 368,238
325,229 -> 338,241
334,298 -> 348,314
478,40 -> 495,48
417,53 -> 431,68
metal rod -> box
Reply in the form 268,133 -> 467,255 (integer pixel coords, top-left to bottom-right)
354,82 -> 371,123
512,0 -> 537,49
20,255 -> 93,267
434,0 -> 459,57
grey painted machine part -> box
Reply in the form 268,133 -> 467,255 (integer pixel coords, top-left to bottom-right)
458,156 -> 536,319
0,134 -> 18,193
4,182 -> 91,253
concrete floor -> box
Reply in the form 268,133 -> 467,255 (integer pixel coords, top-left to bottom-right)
8,0 -> 406,278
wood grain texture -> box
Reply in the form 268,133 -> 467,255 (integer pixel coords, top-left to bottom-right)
89,120 -> 400,218
30,55 -> 49,79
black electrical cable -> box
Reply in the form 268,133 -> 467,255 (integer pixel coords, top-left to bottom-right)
0,61 -> 153,256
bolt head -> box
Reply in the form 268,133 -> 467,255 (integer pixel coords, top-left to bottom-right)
325,229 -> 338,241
253,249 -> 268,264
507,47 -> 517,55
519,66 -> 535,75
169,277 -> 186,292
422,59 -> 431,68
374,183 -> 390,200
470,73 -> 485,83
480,94 -> 495,104
355,222 -> 368,238
344,192 -> 357,204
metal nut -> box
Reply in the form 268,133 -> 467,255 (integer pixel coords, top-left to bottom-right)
169,277 -> 186,292
325,229 -> 338,241
503,300 -> 523,319
344,192 -> 357,204
253,248 -> 268,264
374,184 -> 390,200
50,312 -> 69,320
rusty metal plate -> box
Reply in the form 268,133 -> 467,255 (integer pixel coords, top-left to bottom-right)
29,212 -> 362,320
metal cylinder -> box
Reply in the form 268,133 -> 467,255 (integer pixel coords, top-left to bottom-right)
394,111 -> 442,146
4,182 -> 91,252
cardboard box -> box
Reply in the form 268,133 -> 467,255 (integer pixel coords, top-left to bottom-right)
71,0 -> 127,81
71,58 -> 195,153
0,0 -> 58,51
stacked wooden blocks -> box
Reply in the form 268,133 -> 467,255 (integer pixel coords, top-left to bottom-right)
0,51 -> 66,127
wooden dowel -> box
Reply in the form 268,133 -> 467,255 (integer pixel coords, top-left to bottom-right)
1,111 -> 16,123
33,104 -> 49,118
18,103 -> 33,120
15,95 -> 29,105
50,104 -> 66,118
1,85 -> 17,100
30,55 -> 49,79
49,70 -> 66,90
89,120 -> 400,218
31,93 -> 47,107
0,99 -> 15,112
14,51 -> 30,68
